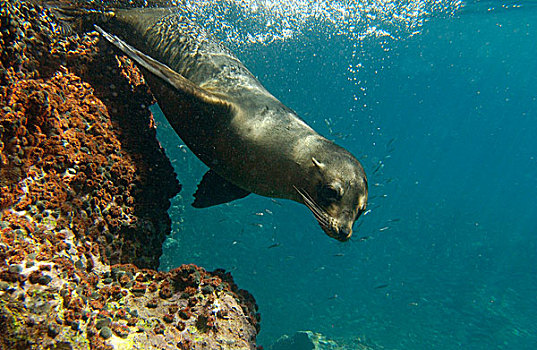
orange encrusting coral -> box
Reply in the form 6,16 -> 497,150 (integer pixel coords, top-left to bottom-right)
0,0 -> 260,349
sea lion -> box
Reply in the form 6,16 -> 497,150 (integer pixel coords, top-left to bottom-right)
60,6 -> 368,241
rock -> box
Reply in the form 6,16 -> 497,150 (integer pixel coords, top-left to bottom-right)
74,260 -> 84,270
0,0 -> 259,349
8,264 -> 22,274
37,274 -> 52,285
47,323 -> 61,337
100,326 -> 113,339
269,331 -> 341,350
0,281 -> 10,291
95,318 -> 111,330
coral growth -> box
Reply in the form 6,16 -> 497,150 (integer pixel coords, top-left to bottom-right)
0,0 -> 260,348
0,225 -> 259,349
1,0 -> 179,270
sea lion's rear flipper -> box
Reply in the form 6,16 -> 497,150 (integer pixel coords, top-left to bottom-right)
94,25 -> 231,110
193,170 -> 250,208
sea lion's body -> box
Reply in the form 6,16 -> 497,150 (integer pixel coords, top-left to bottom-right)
102,9 -> 321,198
72,7 -> 368,240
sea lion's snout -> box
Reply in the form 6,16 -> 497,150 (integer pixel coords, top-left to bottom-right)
331,226 -> 353,242
324,211 -> 361,241
294,183 -> 365,242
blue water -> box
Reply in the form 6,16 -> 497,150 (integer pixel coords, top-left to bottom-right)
157,1 -> 537,348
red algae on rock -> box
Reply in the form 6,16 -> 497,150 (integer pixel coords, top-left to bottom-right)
0,0 -> 260,349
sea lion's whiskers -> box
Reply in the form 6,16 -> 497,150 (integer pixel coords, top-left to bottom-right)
311,210 -> 331,230
300,191 -> 327,220
307,206 -> 330,230
294,186 -> 331,228
304,199 -> 328,223
305,198 -> 329,226
295,187 -> 326,220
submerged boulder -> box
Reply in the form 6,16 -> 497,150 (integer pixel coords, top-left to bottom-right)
269,330 -> 376,350
269,331 -> 340,350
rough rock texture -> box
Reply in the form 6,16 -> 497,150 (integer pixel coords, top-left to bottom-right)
1,0 -> 177,270
0,0 -> 260,349
269,331 -> 375,350
269,331 -> 339,350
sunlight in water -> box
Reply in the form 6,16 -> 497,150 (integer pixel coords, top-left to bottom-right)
169,0 -> 463,45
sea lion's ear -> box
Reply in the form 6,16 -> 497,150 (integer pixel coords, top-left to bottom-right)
312,157 -> 325,169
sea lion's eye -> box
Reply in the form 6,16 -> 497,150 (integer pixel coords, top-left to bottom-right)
320,185 -> 343,202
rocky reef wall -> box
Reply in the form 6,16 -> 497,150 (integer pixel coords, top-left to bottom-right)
0,1 -> 259,348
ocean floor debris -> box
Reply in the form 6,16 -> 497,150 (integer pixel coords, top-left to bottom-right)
0,0 -> 260,348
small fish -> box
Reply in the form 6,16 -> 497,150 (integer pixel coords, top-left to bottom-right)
254,212 -> 264,216
264,209 -> 273,215
333,253 -> 345,257
267,243 -> 281,249
387,137 -> 396,148
270,199 -> 282,206
374,284 -> 389,289
379,226 -> 390,231
373,162 -> 384,174
358,236 -> 371,242
388,218 -> 400,223
328,294 -> 339,300
332,131 -> 350,140
250,223 -> 263,228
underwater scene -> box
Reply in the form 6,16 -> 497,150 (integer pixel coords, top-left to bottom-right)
0,0 -> 536,349
156,0 -> 537,349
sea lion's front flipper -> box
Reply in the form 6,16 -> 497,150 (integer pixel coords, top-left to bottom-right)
94,25 -> 231,109
193,170 -> 250,208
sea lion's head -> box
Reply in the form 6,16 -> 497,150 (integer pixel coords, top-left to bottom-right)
295,151 -> 368,242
